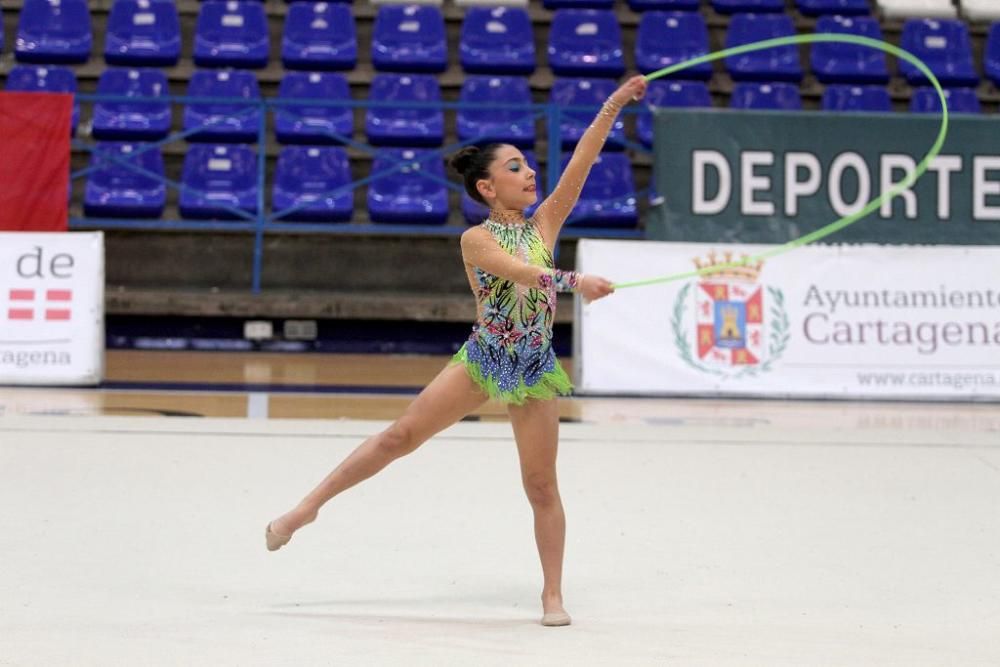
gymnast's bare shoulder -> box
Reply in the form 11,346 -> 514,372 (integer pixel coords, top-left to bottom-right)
460,225 -> 494,263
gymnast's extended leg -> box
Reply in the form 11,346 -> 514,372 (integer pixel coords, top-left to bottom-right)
266,363 -> 488,546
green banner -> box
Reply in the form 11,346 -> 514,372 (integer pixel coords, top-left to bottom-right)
648,109 -> 1000,245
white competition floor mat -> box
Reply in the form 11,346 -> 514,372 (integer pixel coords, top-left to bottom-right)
1,415 -> 998,666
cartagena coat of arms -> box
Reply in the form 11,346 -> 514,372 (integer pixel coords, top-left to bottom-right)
671,251 -> 789,378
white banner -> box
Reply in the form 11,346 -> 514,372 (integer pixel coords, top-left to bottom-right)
0,232 -> 104,385
575,240 -> 1000,401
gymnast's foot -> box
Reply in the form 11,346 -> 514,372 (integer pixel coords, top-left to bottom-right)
265,506 -> 318,551
540,593 -> 571,627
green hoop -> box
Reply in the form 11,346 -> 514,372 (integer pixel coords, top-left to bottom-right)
613,34 -> 950,290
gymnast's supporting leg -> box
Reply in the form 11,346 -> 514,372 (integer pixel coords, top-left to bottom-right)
508,397 -> 571,626
267,363 -> 488,544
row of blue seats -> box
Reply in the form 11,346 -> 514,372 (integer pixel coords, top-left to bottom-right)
650,13 -> 991,86
721,81 -> 984,112
83,144 -> 638,227
6,66 -> 977,154
9,0 -> 1000,88
547,0 -> 870,12
1,0 -> 877,66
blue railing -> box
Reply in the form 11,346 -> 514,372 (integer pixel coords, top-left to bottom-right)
69,94 -> 652,292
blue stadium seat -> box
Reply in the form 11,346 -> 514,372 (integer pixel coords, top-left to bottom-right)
730,82 -> 803,110
272,147 -> 353,223
988,23 -> 1000,87
899,19 -> 979,87
461,152 -> 544,224
638,80 -> 712,147
910,87 -> 981,114
365,74 -> 444,147
548,10 -> 625,78
15,0 -> 92,64
367,149 -> 449,225
628,0 -> 700,10
275,72 -> 353,145
725,13 -> 802,82
372,6 -> 447,73
560,152 -> 637,228
4,65 -> 79,134
104,0 -> 181,67
193,1 -> 269,69
712,0 -> 785,13
544,0 -> 614,8
459,7 -> 535,75
811,16 -> 889,84
92,68 -> 171,141
635,11 -> 712,80
457,76 -> 535,148
550,78 -> 625,150
183,69 -> 262,143
282,2 -> 357,71
821,85 -> 892,113
84,142 -> 166,218
180,144 -> 259,220
795,0 -> 870,16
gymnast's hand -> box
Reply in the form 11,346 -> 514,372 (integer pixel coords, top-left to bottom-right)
610,76 -> 648,107
579,275 -> 615,303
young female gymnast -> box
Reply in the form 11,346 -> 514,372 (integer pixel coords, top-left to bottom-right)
266,75 -> 647,627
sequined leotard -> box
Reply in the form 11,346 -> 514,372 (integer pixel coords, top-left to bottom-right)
452,217 -> 579,404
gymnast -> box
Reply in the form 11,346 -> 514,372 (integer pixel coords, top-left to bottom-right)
266,75 -> 648,627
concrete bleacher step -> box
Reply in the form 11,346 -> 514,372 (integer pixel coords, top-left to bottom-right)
102,287 -> 505,323
94,227 -> 579,321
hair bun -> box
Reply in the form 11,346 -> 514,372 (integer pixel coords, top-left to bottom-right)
449,146 -> 480,176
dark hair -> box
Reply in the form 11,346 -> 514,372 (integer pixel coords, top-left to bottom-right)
449,143 -> 506,206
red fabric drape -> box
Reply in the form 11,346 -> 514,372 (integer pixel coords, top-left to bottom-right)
0,92 -> 73,232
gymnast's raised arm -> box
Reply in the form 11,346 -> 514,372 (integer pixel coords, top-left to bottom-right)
533,75 -> 647,246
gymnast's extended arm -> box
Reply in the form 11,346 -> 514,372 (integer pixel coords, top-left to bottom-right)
533,75 -> 647,245
461,226 -> 582,292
